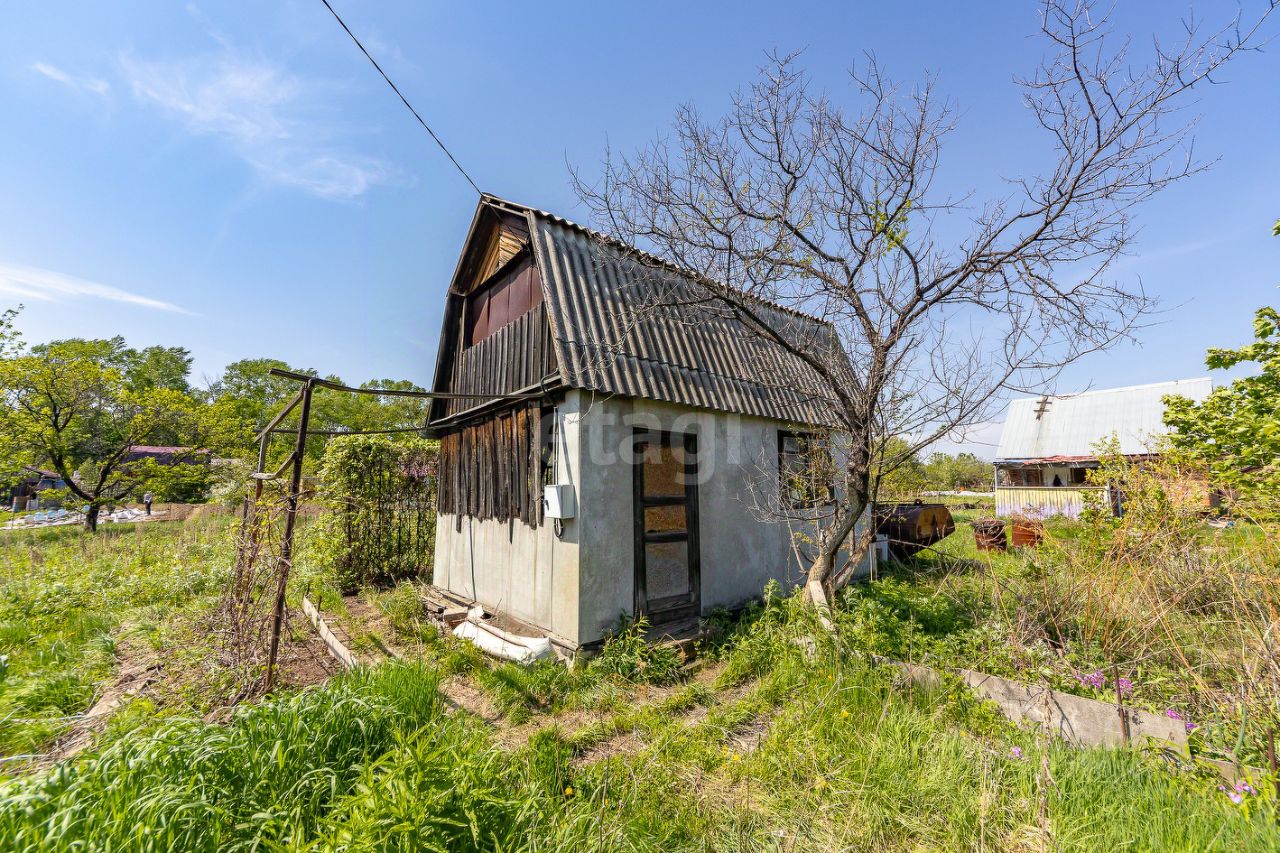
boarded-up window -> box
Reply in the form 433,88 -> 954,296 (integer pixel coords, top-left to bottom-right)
465,255 -> 543,347
778,430 -> 833,508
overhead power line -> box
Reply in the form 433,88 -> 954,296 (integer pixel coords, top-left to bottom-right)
318,0 -> 482,195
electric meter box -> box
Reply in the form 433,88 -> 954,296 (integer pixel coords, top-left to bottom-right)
544,484 -> 576,519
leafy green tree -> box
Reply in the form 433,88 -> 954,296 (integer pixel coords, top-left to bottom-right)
207,358 -> 304,430
922,452 -> 993,491
873,437 -> 927,499
1164,306 -> 1280,516
0,335 -> 243,530
207,360 -> 429,462
124,345 -> 193,394
349,379 -> 430,434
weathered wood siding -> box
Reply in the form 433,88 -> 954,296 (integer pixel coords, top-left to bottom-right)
437,404 -> 543,528
442,300 -> 556,418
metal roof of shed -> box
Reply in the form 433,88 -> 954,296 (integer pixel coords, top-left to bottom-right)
994,378 -> 1212,462
483,196 -> 845,427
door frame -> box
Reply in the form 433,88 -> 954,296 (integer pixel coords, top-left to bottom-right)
631,429 -> 701,624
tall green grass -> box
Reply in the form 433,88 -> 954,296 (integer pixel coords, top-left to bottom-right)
850,507 -> 1280,766
0,520 -> 233,755
0,663 -> 447,850
5,596 -> 1274,850
2,569 -> 1275,850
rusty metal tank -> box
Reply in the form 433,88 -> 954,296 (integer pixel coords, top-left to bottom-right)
972,518 -> 1008,552
873,502 -> 957,558
1010,519 -> 1045,549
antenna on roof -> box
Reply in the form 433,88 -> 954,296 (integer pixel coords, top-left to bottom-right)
1034,395 -> 1051,421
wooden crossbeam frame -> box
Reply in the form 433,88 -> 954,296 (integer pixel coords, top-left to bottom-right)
250,368 -> 550,691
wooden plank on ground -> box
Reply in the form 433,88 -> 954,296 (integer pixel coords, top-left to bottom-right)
302,596 -> 357,670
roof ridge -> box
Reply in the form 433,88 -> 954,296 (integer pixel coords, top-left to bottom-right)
479,194 -> 830,327
1009,377 -> 1212,404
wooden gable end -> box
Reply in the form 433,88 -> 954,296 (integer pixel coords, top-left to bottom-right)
428,204 -> 559,427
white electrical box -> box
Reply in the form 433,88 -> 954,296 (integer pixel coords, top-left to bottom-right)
544,484 -> 576,519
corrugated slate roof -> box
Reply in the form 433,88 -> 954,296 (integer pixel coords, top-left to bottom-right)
994,378 -> 1212,462
483,196 -> 844,427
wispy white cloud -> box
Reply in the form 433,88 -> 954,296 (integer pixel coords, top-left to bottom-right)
0,262 -> 192,315
120,50 -> 391,200
31,62 -> 111,97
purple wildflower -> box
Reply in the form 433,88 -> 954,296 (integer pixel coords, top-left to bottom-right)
1220,782 -> 1255,804
1010,746 -> 1023,760
1165,709 -> 1184,721
1185,721 -> 1198,734
1116,677 -> 1133,697
1074,671 -> 1106,690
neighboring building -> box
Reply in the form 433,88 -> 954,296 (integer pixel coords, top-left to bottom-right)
993,378 -> 1212,519
123,445 -> 212,466
8,467 -> 67,511
427,195 -> 869,653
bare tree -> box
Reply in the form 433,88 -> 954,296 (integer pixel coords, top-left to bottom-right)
573,0 -> 1275,613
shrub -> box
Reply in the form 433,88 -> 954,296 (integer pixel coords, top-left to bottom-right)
313,435 -> 438,593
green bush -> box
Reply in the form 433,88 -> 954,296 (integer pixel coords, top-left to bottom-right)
313,435 -> 438,593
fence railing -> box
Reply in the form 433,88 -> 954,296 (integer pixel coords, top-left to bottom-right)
995,485 -> 1107,519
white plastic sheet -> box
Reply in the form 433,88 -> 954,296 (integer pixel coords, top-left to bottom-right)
452,617 -> 553,665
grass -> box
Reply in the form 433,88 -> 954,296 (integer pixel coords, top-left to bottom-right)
0,518 -> 234,757
2,585 -> 1276,851
845,503 -> 1280,767
0,663 -> 452,850
3,496 -> 1279,849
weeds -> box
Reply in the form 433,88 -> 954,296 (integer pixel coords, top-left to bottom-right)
0,519 -> 232,756
854,495 -> 1280,768
0,663 -> 445,850
2,580 -> 1277,850
588,616 -> 684,686
4,499 -> 1280,849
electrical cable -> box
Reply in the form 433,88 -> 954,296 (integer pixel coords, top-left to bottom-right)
318,0 -> 482,195
265,425 -> 429,437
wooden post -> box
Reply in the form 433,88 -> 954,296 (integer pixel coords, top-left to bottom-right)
1268,728 -> 1278,799
1114,667 -> 1130,745
241,431 -> 271,529
265,379 -> 314,692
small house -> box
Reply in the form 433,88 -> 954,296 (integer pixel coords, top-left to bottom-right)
427,196 -> 869,653
123,445 -> 213,466
993,378 -> 1212,519
8,467 -> 67,511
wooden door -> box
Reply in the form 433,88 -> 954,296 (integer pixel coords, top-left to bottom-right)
632,430 -> 700,623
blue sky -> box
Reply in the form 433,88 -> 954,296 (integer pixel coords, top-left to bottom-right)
1,2 -> 1276,453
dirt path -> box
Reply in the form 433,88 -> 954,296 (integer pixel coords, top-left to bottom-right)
440,675 -> 504,723
46,631 -> 162,763
303,601 -> 780,768
333,595 -> 407,663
